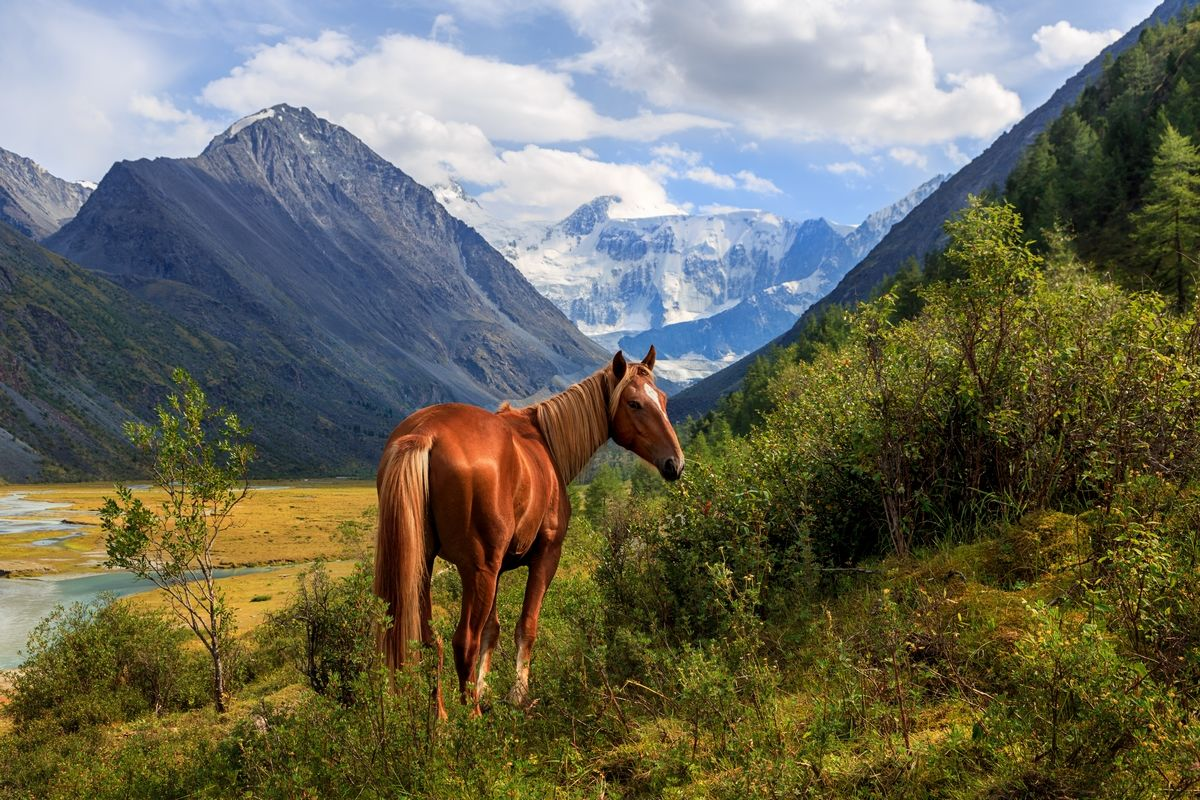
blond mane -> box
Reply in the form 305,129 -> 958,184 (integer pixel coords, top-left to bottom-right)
528,366 -> 642,483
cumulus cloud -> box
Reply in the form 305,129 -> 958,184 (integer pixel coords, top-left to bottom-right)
650,143 -> 781,194
944,142 -> 970,167
823,161 -> 870,178
889,147 -> 929,169
330,108 -> 682,221
1033,21 -> 1122,69
735,170 -> 781,195
475,145 -> 687,220
430,13 -> 460,41
195,29 -> 735,220
539,0 -> 1023,147
0,2 -> 219,181
201,30 -> 723,146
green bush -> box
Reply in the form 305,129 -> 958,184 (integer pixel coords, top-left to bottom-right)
265,560 -> 384,704
7,595 -> 208,732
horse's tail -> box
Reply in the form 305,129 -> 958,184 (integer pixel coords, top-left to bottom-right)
374,433 -> 433,668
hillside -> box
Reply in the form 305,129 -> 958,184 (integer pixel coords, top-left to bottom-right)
5,199 -> 1200,799
0,221 -> 435,479
1007,7 -> 1200,310
0,147 -> 91,240
46,105 -> 606,416
670,0 -> 1200,420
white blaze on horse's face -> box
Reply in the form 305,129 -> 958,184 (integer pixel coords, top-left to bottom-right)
642,382 -> 662,411
610,347 -> 685,481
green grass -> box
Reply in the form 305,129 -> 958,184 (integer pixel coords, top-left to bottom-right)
5,507 -> 1197,799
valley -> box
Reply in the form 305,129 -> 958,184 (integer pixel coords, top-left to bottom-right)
3,1 -> 1200,796
0,481 -> 375,668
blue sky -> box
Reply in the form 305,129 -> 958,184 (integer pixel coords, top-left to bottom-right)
0,0 -> 1164,225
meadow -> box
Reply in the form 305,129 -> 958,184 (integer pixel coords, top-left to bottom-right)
5,192 -> 1200,796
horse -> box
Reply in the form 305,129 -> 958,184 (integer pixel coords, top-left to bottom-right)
373,345 -> 683,716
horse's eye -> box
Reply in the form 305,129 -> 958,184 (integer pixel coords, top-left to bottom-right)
628,400 -> 643,410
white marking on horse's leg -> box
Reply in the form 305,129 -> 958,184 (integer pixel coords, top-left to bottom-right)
474,623 -> 499,701
507,634 -> 532,706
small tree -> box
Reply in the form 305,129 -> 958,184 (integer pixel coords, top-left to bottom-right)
1132,123 -> 1200,311
100,368 -> 253,712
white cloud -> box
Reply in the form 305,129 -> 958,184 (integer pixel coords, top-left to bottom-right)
1033,21 -> 1122,69
823,161 -> 870,178
649,145 -> 782,194
201,30 -> 723,146
735,170 -> 781,195
130,95 -> 192,124
430,13 -> 460,41
330,109 -> 680,221
475,145 -> 687,220
944,142 -> 970,167
651,143 -> 702,166
545,0 -> 1022,147
889,147 -> 929,169
195,29 -> 732,220
684,166 -> 737,190
0,2 -> 219,181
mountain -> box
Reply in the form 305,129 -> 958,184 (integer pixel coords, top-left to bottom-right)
46,105 -> 606,431
0,147 -> 92,239
438,175 -> 944,384
669,0 -> 1199,420
0,222 -> 254,479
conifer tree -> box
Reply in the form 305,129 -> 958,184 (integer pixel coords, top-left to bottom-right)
1132,123 -> 1200,310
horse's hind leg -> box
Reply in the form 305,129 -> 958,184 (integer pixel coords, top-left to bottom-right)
507,541 -> 563,708
421,549 -> 447,721
473,583 -> 502,703
452,564 -> 499,716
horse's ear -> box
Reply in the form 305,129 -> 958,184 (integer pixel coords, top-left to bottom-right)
611,350 -> 627,382
642,344 -> 656,371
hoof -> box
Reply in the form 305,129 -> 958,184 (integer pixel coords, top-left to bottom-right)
505,684 -> 537,711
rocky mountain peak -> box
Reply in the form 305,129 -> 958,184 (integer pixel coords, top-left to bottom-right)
0,146 -> 93,239
560,195 -> 620,237
204,104 -> 323,152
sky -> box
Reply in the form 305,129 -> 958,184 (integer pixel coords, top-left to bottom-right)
0,0 -> 1166,225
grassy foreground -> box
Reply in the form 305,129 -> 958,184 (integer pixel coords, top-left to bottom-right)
3,498 -> 1197,798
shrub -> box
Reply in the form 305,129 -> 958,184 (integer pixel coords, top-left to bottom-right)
267,560 -> 385,703
7,595 -> 208,731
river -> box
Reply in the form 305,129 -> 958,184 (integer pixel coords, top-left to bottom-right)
0,490 -> 278,669
0,567 -> 273,669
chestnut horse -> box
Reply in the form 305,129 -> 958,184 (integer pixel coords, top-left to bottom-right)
374,346 -> 683,716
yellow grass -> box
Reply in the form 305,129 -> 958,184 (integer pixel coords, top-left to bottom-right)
1,480 -> 377,637
125,560 -> 358,631
0,480 -> 376,576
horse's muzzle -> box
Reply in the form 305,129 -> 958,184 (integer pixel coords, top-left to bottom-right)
660,457 -> 684,481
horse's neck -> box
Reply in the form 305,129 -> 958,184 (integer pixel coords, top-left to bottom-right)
534,371 -> 611,484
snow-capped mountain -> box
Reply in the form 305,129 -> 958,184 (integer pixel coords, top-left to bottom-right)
436,175 -> 947,384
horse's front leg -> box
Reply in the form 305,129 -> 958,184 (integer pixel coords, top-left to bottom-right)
507,540 -> 563,708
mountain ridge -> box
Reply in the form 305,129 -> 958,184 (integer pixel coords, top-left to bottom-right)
668,0 -> 1200,420
0,146 -> 92,240
438,174 -> 945,383
47,104 -> 607,413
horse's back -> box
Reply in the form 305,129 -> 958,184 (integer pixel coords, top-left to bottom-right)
385,403 -> 561,566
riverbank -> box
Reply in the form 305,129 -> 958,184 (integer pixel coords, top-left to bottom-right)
0,481 -> 376,669
0,480 -> 375,577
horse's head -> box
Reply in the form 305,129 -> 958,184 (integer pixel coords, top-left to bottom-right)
607,346 -> 685,481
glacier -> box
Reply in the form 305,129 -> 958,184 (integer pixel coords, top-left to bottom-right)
436,175 -> 946,385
